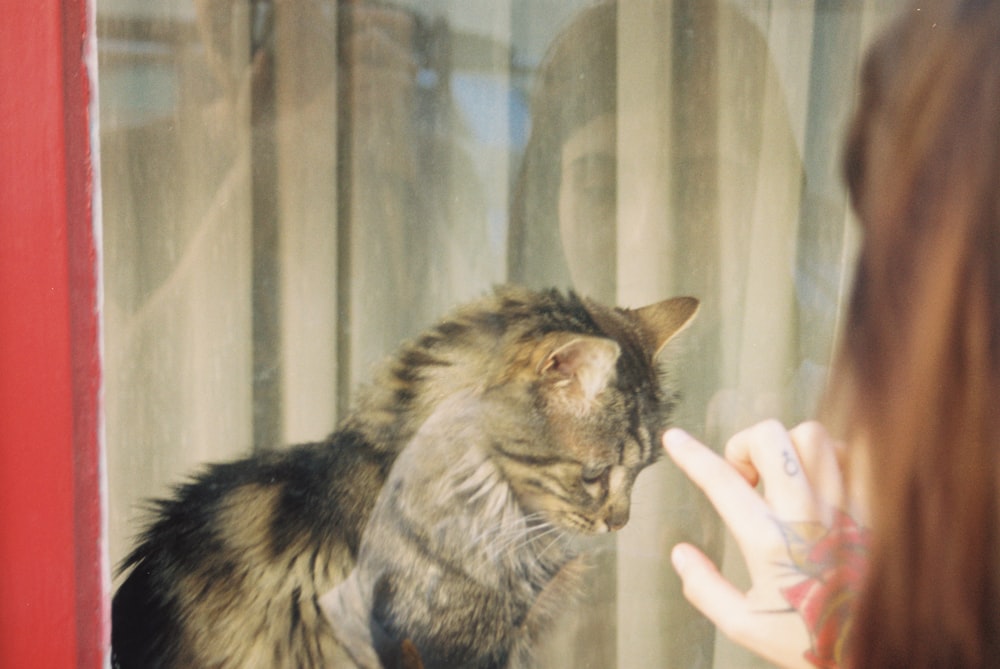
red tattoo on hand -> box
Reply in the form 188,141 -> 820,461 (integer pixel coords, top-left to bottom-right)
779,510 -> 870,669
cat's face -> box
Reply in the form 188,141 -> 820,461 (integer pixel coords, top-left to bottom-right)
492,295 -> 699,535
505,389 -> 659,534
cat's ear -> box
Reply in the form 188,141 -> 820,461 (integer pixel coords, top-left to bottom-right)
629,296 -> 699,358
538,336 -> 620,407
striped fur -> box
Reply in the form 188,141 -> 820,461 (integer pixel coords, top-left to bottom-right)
111,286 -> 697,668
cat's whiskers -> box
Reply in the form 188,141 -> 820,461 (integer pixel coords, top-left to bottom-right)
480,519 -> 541,556
465,511 -> 543,563
468,514 -> 527,551
497,521 -> 565,560
480,516 -> 558,561
533,526 -> 570,561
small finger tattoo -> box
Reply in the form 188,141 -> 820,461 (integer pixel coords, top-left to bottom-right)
782,450 -> 800,476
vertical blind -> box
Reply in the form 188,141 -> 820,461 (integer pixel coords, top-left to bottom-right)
99,1 -> 898,666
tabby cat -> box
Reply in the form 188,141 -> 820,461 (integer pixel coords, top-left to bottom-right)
111,286 -> 698,668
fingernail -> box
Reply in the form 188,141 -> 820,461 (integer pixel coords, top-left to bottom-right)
671,544 -> 690,573
663,428 -> 691,455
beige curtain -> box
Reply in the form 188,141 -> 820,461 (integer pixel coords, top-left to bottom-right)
99,1 -> 897,666
614,2 -> 896,667
100,1 -> 255,569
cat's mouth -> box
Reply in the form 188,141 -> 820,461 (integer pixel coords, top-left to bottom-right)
550,511 -> 625,536
550,519 -> 619,556
516,492 -> 631,539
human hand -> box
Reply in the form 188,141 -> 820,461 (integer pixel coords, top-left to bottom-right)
664,421 -> 868,669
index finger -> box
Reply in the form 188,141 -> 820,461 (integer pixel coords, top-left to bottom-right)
663,428 -> 775,541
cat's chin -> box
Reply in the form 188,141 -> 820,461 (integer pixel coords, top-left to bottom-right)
564,529 -> 616,555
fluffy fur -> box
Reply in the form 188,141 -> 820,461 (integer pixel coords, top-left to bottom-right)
111,286 -> 698,668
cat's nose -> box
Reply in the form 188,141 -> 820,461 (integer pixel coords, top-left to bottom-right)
605,507 -> 629,531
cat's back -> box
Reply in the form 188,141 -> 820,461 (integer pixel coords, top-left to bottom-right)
109,289 -> 544,668
111,432 -> 391,668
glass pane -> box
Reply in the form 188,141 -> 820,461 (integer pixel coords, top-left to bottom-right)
99,0 -> 257,569
99,1 -> 899,666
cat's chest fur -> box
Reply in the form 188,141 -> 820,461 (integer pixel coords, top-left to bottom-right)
324,394 -> 589,669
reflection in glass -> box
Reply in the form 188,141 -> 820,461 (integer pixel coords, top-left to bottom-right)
99,1 -> 899,666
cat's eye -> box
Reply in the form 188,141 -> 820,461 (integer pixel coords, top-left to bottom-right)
581,465 -> 610,484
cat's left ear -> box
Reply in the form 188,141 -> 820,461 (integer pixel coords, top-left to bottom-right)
629,296 -> 700,358
538,335 -> 620,407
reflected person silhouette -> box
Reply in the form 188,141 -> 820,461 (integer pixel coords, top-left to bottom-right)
509,1 -> 617,303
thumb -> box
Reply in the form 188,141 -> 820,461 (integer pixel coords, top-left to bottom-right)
671,543 -> 813,669
671,543 -> 748,639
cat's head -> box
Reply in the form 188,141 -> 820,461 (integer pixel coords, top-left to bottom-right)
487,291 -> 699,535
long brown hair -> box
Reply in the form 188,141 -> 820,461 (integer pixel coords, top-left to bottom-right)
834,1 -> 1000,666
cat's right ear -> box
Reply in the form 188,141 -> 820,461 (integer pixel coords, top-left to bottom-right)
538,336 -> 620,410
631,296 -> 699,358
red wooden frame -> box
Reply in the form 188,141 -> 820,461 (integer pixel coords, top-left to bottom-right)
0,0 -> 105,666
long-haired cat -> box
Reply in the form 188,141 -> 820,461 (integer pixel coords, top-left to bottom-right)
111,286 -> 698,668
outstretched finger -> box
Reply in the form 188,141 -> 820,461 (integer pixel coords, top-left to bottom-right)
663,429 -> 774,540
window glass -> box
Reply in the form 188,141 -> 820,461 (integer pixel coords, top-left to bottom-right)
98,1 -> 898,665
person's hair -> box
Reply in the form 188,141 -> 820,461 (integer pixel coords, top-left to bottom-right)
833,1 -> 1000,666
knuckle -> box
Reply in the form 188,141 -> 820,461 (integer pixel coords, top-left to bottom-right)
723,418 -> 787,459
790,420 -> 827,444
751,418 -> 789,439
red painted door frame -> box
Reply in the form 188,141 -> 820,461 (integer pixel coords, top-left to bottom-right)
0,0 -> 106,666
